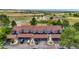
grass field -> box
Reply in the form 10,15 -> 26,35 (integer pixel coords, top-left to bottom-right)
65,17 -> 79,25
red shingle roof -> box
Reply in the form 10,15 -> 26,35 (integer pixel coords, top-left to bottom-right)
9,25 -> 62,39
7,34 -> 60,39
13,25 -> 63,31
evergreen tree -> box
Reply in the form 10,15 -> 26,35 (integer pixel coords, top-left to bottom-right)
11,20 -> 17,27
30,17 -> 37,25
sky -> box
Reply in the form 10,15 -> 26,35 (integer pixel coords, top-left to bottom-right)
0,0 -> 79,9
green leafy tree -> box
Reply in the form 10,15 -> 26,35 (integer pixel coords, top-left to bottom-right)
51,21 -> 57,25
74,22 -> 79,31
51,20 -> 62,25
73,32 -> 79,48
11,20 -> 17,28
60,26 -> 79,49
0,33 -> 6,47
62,20 -> 69,27
50,17 -> 53,19
38,20 -> 48,24
0,14 -> 10,26
53,14 -> 56,16
0,27 -> 11,48
62,15 -> 66,18
60,27 -> 76,48
30,17 -> 37,25
73,13 -> 79,17
1,27 -> 11,34
56,19 -> 62,25
69,13 -> 72,16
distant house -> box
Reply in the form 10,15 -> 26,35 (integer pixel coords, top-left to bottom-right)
7,25 -> 63,45
50,16 -> 63,21
38,16 -> 49,21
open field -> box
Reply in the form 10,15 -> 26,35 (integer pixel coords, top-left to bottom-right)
65,17 -> 79,25
0,10 -> 79,26
0,12 -> 44,20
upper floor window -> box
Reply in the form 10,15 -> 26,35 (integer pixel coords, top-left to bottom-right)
12,31 -> 19,35
37,30 -> 43,34
52,30 -> 58,34
44,30 -> 52,34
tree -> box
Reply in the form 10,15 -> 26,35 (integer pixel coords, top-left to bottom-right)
74,22 -> 79,31
51,20 -> 62,25
0,33 -> 6,48
56,19 -> 62,25
11,20 -> 17,28
73,32 -> 79,48
60,27 -> 76,48
62,20 -> 69,27
62,15 -> 66,18
0,27 -> 11,48
38,20 -> 48,24
1,27 -> 11,34
73,13 -> 79,17
30,17 -> 37,25
50,16 -> 53,19
0,14 -> 10,26
69,12 -> 72,16
51,21 -> 57,25
53,14 -> 56,16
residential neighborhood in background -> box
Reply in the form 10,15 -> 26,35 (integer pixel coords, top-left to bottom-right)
0,9 -> 79,49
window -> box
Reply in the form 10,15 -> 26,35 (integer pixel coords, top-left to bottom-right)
44,30 -> 52,34
24,30 -> 29,33
19,29 -> 24,34
12,31 -> 18,35
38,30 -> 43,34
52,30 -> 58,34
